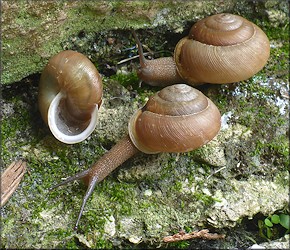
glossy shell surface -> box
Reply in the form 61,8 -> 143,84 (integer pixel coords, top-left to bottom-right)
128,84 -> 221,154
174,13 -> 270,84
38,50 -> 103,144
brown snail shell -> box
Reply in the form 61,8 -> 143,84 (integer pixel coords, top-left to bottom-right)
50,84 -> 221,229
174,13 -> 270,84
38,50 -> 103,144
128,84 -> 221,154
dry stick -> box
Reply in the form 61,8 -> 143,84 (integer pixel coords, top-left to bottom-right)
1,159 -> 27,207
163,229 -> 226,243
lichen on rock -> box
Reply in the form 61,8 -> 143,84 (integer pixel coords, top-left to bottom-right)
1,0 -> 289,249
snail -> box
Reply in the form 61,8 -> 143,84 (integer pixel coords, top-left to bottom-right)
133,13 -> 270,86
38,50 -> 103,144
50,84 -> 221,229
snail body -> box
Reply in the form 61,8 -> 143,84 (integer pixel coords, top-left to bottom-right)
38,50 -> 103,144
134,13 -> 270,86
51,84 -> 221,229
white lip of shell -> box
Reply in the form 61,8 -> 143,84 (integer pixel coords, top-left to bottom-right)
47,92 -> 98,144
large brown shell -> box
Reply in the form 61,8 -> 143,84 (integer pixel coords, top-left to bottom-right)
38,50 -> 103,143
128,84 -> 221,154
174,13 -> 270,84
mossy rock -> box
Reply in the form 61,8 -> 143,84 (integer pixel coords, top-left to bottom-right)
1,1 -> 289,249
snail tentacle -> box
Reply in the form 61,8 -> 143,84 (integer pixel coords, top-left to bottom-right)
132,31 -> 183,86
49,169 -> 91,191
74,175 -> 98,230
51,84 -> 221,228
51,135 -> 139,228
133,13 -> 270,86
132,30 -> 147,68
50,169 -> 98,229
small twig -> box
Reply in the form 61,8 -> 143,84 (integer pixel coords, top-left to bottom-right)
206,166 -> 226,179
280,89 -> 289,99
1,159 -> 27,207
117,52 -> 151,65
163,229 -> 225,243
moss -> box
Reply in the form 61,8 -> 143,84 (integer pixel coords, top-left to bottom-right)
3,0 -> 257,85
232,77 -> 288,174
167,241 -> 191,249
92,238 -> 113,249
2,0 -> 172,84
205,22 -> 289,179
110,72 -> 140,89
1,2 -> 289,249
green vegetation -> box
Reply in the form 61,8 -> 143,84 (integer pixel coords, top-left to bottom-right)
1,1 -> 289,249
258,212 -> 290,240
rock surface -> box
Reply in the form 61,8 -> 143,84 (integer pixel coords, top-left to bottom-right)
1,0 -> 289,249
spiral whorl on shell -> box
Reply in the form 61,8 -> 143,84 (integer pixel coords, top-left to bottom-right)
128,84 -> 221,154
38,50 -> 103,144
174,13 -> 270,84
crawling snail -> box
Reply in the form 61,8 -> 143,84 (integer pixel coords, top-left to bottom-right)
50,84 -> 221,229
38,50 -> 103,144
133,13 -> 270,86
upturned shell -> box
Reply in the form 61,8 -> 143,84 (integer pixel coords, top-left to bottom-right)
174,13 -> 270,84
38,50 -> 103,144
128,84 -> 221,154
